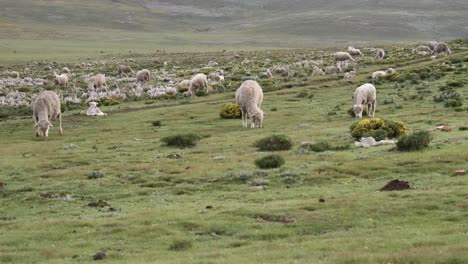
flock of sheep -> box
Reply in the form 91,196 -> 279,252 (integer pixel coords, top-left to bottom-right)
0,40 -> 453,137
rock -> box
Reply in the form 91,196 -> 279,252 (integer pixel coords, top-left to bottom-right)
436,125 -> 451,132
249,186 -> 264,191
92,249 -> 107,261
319,198 -> 325,203
455,170 -> 466,176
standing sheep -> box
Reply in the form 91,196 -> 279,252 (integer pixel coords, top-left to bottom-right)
54,72 -> 68,87
353,83 -> 376,118
347,46 -> 363,56
334,52 -> 355,63
432,43 -> 451,56
187,73 -> 208,96
136,69 -> 150,82
32,91 -> 63,137
88,74 -> 107,90
424,41 -> 438,51
376,48 -> 385,59
235,80 -> 264,128
118,65 -> 134,77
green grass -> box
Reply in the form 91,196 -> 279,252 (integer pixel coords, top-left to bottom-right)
0,41 -> 468,263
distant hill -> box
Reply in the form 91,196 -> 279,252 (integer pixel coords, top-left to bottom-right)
1,0 -> 467,49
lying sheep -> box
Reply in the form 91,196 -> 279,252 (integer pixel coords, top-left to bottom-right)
344,71 -> 357,79
118,65 -> 134,77
412,46 -> 432,54
187,73 -> 208,96
325,65 -> 341,74
260,69 -> 273,78
86,102 -> 107,116
376,48 -> 385,59
334,52 -> 355,63
432,43 -> 451,56
54,72 -> 68,87
209,70 -> 224,82
89,74 -> 107,90
424,41 -> 438,51
136,69 -> 150,82
32,91 -> 63,137
353,83 -> 376,118
235,80 -> 264,128
371,68 -> 396,80
312,66 -> 325,76
348,46 -> 363,56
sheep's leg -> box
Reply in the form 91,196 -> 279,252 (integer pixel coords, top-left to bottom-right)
251,115 -> 255,128
58,114 -> 63,134
241,109 -> 247,128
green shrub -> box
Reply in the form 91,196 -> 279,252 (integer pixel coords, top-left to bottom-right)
178,86 -> 189,93
87,171 -> 105,179
99,97 -> 122,106
168,240 -> 192,251
161,133 -> 203,148
195,90 -> 207,97
350,118 -> 408,140
152,120 -> 162,126
396,131 -> 432,151
255,134 -> 293,151
362,128 -> 388,141
347,107 -> 368,117
255,155 -> 285,169
219,103 -> 241,119
446,80 -> 464,88
0,106 -> 33,119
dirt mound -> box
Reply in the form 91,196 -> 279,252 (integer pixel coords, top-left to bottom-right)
380,179 -> 411,191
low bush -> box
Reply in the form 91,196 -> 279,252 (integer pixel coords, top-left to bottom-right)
255,134 -> 293,151
87,171 -> 105,179
219,103 -> 241,119
396,131 -> 432,151
99,97 -> 122,106
255,155 -> 285,169
195,90 -> 208,97
350,118 -> 407,140
161,133 -> 203,148
168,240 -> 192,251
0,106 -> 33,119
298,140 -> 349,153
152,120 -> 162,126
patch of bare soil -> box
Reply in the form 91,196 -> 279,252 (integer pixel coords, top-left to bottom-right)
380,179 -> 411,191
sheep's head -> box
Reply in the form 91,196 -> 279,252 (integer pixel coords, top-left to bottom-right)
353,105 -> 363,118
89,102 -> 98,107
36,120 -> 52,137
251,110 -> 264,128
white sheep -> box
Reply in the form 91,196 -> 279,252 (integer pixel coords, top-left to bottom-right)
347,46 -> 363,56
86,102 -> 107,116
432,43 -> 451,56
178,79 -> 190,88
187,73 -> 208,96
371,68 -> 396,80
424,41 -> 438,51
325,65 -> 342,74
62,67 -> 70,74
353,83 -> 376,118
412,46 -> 432,54
89,74 -> 107,90
235,80 -> 264,128
344,71 -> 357,79
32,91 -> 63,137
118,65 -> 134,77
54,72 -> 68,87
312,66 -> 325,76
376,48 -> 385,59
334,52 -> 355,63
209,70 -> 224,82
136,69 -> 150,82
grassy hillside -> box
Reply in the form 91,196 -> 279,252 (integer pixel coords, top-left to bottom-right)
1,0 -> 467,63
0,40 -> 467,263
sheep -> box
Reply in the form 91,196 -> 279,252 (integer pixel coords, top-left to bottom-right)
312,66 -> 325,76
136,69 -> 150,82
371,68 -> 396,80
88,74 -> 107,90
209,70 -> 224,82
235,80 -> 264,128
386,68 -> 396,74
86,102 -> 107,116
32,91 -> 63,137
424,41 -> 438,51
325,65 -> 342,74
376,48 -> 385,59
432,43 -> 451,56
62,67 -> 70,74
344,71 -> 357,79
412,46 -> 432,54
259,69 -> 273,78
54,72 -> 68,87
347,46 -> 363,56
334,52 -> 355,63
178,79 -> 190,88
353,83 -> 376,118
187,73 -> 208,96
118,65 -> 134,77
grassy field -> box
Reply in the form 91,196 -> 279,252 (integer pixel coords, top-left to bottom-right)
1,40 -> 468,263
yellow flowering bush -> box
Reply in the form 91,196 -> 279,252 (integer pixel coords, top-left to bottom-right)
220,103 -> 241,119
350,118 -> 408,140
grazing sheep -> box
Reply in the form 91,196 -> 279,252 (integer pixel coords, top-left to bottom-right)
432,43 -> 451,56
412,46 -> 432,54
178,79 -> 190,88
344,71 -> 357,79
209,70 -> 224,82
62,67 -> 70,74
353,83 -> 376,118
334,52 -> 355,63
235,80 -> 264,128
424,41 -> 438,51
325,65 -> 342,74
187,73 -> 208,96
54,72 -> 68,87
86,102 -> 107,116
136,69 -> 150,82
118,65 -> 134,77
371,70 -> 387,80
347,46 -> 363,56
88,74 -> 107,90
32,91 -> 63,137
312,66 -> 325,76
376,48 -> 385,59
